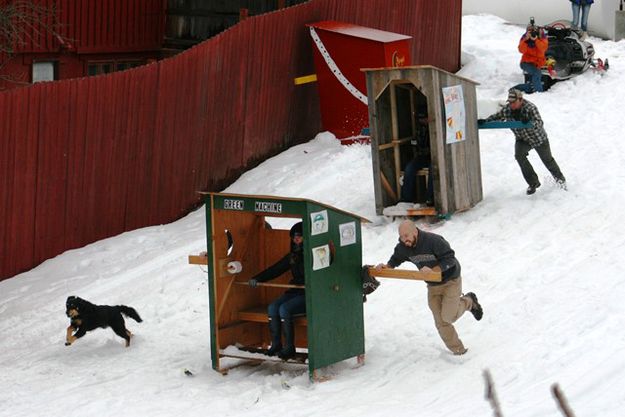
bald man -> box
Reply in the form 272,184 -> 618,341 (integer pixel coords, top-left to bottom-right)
376,220 -> 482,355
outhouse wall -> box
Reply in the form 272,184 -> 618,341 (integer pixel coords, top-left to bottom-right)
364,66 -> 482,216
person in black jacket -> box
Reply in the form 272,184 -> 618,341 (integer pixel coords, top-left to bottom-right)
481,88 -> 566,195
248,222 -> 305,360
375,220 -> 483,355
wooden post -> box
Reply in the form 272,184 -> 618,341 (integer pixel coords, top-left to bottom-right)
380,172 -> 398,201
389,83 -> 402,199
410,88 -> 417,141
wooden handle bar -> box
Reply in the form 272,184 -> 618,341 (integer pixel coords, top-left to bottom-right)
368,267 -> 442,282
188,254 -> 208,265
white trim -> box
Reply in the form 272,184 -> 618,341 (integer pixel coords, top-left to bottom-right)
309,27 -> 368,105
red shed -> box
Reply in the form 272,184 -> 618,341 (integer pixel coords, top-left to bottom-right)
307,21 -> 411,140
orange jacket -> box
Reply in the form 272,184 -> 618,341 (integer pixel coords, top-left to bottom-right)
518,35 -> 548,68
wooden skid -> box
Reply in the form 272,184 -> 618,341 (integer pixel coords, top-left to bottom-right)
220,353 -> 308,364
383,207 -> 438,218
405,207 -> 437,216
233,281 -> 304,289
367,267 -> 441,282
220,347 -> 308,365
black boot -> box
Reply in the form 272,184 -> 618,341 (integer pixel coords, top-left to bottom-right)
465,292 -> 483,321
266,318 -> 282,356
278,319 -> 296,360
526,182 -> 540,195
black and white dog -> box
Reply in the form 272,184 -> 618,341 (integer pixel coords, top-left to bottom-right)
65,296 -> 142,347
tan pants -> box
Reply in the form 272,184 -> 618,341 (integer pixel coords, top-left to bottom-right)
427,276 -> 472,354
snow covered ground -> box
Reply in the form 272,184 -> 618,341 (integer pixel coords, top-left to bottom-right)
2,14 -> 625,417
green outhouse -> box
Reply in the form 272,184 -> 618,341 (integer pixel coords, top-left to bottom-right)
195,192 -> 368,380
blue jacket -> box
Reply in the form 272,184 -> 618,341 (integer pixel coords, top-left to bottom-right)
570,0 -> 593,5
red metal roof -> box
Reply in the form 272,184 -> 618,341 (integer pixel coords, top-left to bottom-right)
307,20 -> 411,42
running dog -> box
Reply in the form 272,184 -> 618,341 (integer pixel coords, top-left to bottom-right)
65,296 -> 142,347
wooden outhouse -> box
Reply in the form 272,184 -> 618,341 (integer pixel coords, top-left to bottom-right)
363,65 -> 482,216
193,192 -> 368,380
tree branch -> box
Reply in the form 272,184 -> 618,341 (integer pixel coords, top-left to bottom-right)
0,1 -> 63,54
483,369 -> 505,417
552,383 -> 577,417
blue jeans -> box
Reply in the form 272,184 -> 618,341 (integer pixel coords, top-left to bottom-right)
267,292 -> 306,351
401,159 -> 433,203
518,62 -> 543,93
268,292 -> 306,321
571,4 -> 591,31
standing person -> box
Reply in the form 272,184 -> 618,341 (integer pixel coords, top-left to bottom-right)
517,22 -> 548,93
375,220 -> 483,356
570,0 -> 593,33
248,222 -> 305,360
481,88 -> 566,195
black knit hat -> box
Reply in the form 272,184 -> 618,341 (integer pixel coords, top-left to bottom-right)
289,221 -> 303,237
507,88 -> 523,103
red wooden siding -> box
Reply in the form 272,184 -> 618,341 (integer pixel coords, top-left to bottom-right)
0,0 -> 462,281
0,0 -> 166,89
3,0 -> 167,53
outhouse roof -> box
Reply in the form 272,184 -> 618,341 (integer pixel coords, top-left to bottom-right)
361,65 -> 480,86
201,192 -> 371,223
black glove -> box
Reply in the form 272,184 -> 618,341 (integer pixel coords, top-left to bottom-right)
248,279 -> 258,288
520,116 -> 530,124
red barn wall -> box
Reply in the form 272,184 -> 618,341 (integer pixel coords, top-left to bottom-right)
0,0 -> 166,89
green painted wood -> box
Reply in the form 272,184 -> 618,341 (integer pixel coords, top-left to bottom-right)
212,194 -> 306,216
205,193 -> 366,378
304,202 -> 364,373
206,195 -> 219,371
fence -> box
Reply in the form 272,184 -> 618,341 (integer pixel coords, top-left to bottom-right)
0,0 -> 462,280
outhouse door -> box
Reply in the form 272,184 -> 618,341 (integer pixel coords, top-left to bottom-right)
304,201 -> 365,371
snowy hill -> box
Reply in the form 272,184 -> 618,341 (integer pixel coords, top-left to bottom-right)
2,15 -> 625,417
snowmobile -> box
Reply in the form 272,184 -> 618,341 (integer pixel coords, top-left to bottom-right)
524,20 -> 609,91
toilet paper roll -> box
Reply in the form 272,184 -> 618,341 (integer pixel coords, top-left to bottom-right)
227,261 -> 242,274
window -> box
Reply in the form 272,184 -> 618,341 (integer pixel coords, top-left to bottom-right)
87,60 -> 146,76
32,62 -> 57,83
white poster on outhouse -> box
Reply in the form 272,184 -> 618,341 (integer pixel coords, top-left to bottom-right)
339,222 -> 357,247
312,244 -> 331,270
442,85 -> 466,144
310,210 -> 329,236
